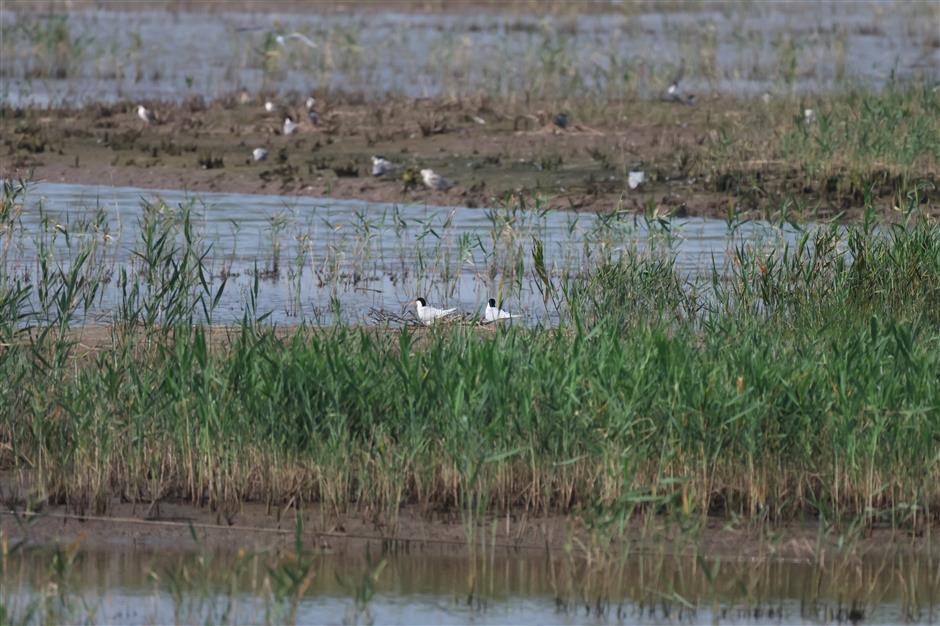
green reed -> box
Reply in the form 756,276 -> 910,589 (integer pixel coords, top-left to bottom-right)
2,197 -> 940,533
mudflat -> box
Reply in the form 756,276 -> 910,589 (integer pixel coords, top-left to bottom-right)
5,92 -> 936,220
4,488 -> 932,563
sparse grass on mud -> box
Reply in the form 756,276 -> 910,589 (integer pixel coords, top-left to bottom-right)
2,188 -> 940,534
2,84 -> 937,219
703,85 -> 940,214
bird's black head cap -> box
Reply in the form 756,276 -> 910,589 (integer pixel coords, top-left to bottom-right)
416,297 -> 427,306
488,298 -> 496,307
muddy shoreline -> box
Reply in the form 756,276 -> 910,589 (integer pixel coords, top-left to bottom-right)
4,498 -> 934,563
4,94 -> 934,221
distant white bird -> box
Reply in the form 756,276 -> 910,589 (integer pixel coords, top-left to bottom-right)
485,298 -> 518,323
664,63 -> 695,106
276,33 -> 317,49
252,148 -> 268,161
665,81 -> 696,105
137,104 -> 156,124
628,170 -> 646,190
371,155 -> 399,177
408,297 -> 456,325
264,101 -> 276,113
305,97 -> 320,125
803,108 -> 817,124
283,116 -> 299,135
420,168 -> 455,190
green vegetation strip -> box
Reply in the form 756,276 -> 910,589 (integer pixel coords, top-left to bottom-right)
2,204 -> 940,530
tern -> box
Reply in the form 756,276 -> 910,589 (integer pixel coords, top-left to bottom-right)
553,112 -> 569,129
137,104 -> 156,124
283,116 -> 299,135
305,96 -> 316,110
264,101 -> 276,113
420,168 -> 455,190
407,297 -> 456,325
664,63 -> 695,106
371,155 -> 399,177
627,170 -> 646,190
666,81 -> 681,100
485,298 -> 518,323
666,82 -> 695,106
803,108 -> 817,124
252,147 -> 268,161
276,33 -> 317,49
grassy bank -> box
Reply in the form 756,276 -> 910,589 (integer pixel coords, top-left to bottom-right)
2,196 -> 940,532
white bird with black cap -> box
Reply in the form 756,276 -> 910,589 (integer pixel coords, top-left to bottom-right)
484,298 -> 518,323
283,116 -> 299,135
406,297 -> 456,325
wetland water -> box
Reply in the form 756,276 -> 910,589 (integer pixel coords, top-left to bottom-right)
3,181 -> 802,325
4,544 -> 939,625
2,2 -> 937,107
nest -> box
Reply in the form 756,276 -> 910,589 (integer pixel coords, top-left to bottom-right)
368,308 -> 484,328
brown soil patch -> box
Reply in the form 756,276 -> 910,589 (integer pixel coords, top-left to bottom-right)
6,94 -> 927,222
3,495 -> 934,563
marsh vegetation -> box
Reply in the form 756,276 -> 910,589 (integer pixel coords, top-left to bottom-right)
2,2 -> 940,623
2,175 -> 940,533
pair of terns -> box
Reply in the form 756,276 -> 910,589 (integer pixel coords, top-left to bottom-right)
371,156 -> 455,191
406,298 -> 518,325
266,97 -> 318,136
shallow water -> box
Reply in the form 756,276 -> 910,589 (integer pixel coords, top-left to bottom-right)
3,544 -> 938,625
1,181 -> 801,325
2,2 -> 937,106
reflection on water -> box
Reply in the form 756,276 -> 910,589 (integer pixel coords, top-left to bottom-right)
3,182 -> 801,326
2,543 -> 938,625
2,3 -> 937,107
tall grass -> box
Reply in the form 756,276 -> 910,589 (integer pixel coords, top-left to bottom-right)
2,193 -> 940,532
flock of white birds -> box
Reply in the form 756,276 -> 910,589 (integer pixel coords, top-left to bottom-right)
134,100 -> 518,325
138,98 -> 458,191
131,58 -> 817,330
